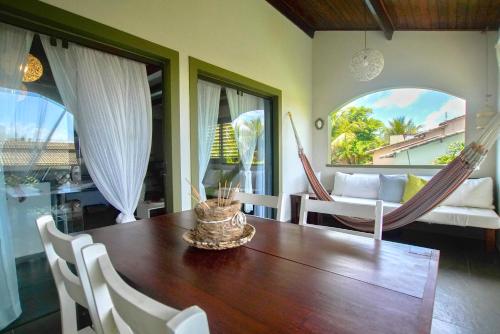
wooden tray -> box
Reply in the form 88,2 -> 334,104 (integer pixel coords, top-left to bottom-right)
183,224 -> 255,250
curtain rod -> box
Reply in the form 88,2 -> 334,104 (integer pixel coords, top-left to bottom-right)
47,35 -> 68,49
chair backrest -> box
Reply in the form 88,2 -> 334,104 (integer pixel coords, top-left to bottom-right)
35,215 -> 103,334
81,243 -> 210,334
233,192 -> 287,222
298,195 -> 383,240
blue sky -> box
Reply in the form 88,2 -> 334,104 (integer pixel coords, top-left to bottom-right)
0,88 -> 74,143
340,88 -> 466,131
0,87 -> 465,144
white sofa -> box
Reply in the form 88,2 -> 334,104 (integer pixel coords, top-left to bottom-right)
330,172 -> 500,249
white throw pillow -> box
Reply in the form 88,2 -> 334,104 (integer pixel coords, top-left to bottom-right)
342,173 -> 380,199
332,172 -> 349,196
441,177 -> 494,209
308,171 -> 321,193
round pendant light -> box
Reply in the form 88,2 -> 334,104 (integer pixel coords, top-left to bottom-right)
350,48 -> 384,82
22,54 -> 43,83
350,5 -> 384,82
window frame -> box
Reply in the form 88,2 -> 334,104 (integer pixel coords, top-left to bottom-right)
210,122 -> 240,165
189,57 -> 281,207
326,89 -> 466,169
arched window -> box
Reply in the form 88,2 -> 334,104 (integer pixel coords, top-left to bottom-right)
328,88 -> 465,167
0,87 -> 76,180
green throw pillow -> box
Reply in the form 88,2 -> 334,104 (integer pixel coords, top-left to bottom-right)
402,174 -> 428,203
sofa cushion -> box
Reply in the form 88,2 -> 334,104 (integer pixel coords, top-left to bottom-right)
441,177 -> 494,209
341,173 -> 380,199
332,195 -> 401,209
419,205 -> 500,228
332,172 -> 349,196
331,195 -> 500,229
379,174 -> 407,203
402,174 -> 428,203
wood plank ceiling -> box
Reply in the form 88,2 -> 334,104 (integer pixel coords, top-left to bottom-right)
266,0 -> 500,38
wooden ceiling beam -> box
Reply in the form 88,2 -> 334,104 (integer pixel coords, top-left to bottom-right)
364,0 -> 394,40
266,0 -> 315,38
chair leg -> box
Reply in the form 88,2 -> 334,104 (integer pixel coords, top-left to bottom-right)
484,229 -> 497,253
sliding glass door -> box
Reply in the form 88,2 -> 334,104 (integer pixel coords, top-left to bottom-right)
198,79 -> 274,218
0,22 -> 164,331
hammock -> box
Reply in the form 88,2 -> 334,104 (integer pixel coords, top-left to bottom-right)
288,112 -> 500,232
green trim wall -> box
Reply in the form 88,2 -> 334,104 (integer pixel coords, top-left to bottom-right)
0,0 -> 182,212
189,57 -> 282,205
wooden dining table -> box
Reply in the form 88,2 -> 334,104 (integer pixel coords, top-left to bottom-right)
84,210 -> 439,334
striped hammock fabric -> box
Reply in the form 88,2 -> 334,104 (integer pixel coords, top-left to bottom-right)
288,112 -> 499,231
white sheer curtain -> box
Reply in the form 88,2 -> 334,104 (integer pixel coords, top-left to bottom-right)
254,118 -> 266,217
0,22 -> 33,330
0,152 -> 20,331
42,39 -> 152,223
496,30 -> 500,222
226,88 -> 264,212
0,22 -> 33,89
40,37 -> 78,119
197,80 -> 221,200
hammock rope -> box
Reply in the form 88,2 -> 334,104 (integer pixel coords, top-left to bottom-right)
288,112 -> 500,231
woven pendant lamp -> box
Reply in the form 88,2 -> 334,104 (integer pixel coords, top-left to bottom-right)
350,4 -> 384,82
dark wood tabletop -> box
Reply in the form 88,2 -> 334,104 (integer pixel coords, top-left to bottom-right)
84,210 -> 439,334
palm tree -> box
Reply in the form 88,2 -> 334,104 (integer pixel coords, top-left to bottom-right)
383,116 -> 422,166
384,116 -> 421,140
329,107 -> 384,165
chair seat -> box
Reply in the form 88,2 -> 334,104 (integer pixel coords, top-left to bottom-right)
331,195 -> 500,229
142,201 -> 165,209
78,326 -> 95,334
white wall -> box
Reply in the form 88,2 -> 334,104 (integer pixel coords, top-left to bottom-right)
496,33 -> 500,250
31,3 -> 500,217
42,0 -> 313,214
312,31 -> 498,190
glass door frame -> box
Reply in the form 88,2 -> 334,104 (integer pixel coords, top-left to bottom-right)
0,0 -> 182,212
189,57 -> 282,207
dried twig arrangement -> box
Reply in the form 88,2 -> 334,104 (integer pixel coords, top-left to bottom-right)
185,179 -> 210,209
186,179 -> 241,208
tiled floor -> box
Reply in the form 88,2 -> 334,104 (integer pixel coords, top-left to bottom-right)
4,312 -> 61,334
2,228 -> 499,334
0,255 -> 59,333
386,230 -> 500,334
0,207 -> 117,334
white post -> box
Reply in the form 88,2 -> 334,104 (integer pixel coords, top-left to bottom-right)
374,200 -> 384,240
276,193 -> 287,222
298,194 -> 310,226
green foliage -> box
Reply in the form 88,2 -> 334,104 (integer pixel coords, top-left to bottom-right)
433,141 -> 465,165
210,123 -> 240,164
330,106 -> 384,165
384,116 -> 422,142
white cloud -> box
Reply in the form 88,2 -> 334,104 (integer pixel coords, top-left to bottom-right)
423,98 -> 465,130
372,88 -> 425,108
4,120 -> 73,143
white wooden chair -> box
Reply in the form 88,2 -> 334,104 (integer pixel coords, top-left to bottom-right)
233,191 -> 287,222
35,215 -> 102,334
81,243 -> 210,334
299,195 -> 384,240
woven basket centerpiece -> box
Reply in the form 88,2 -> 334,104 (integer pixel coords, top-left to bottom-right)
183,181 -> 255,249
193,198 -> 246,243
